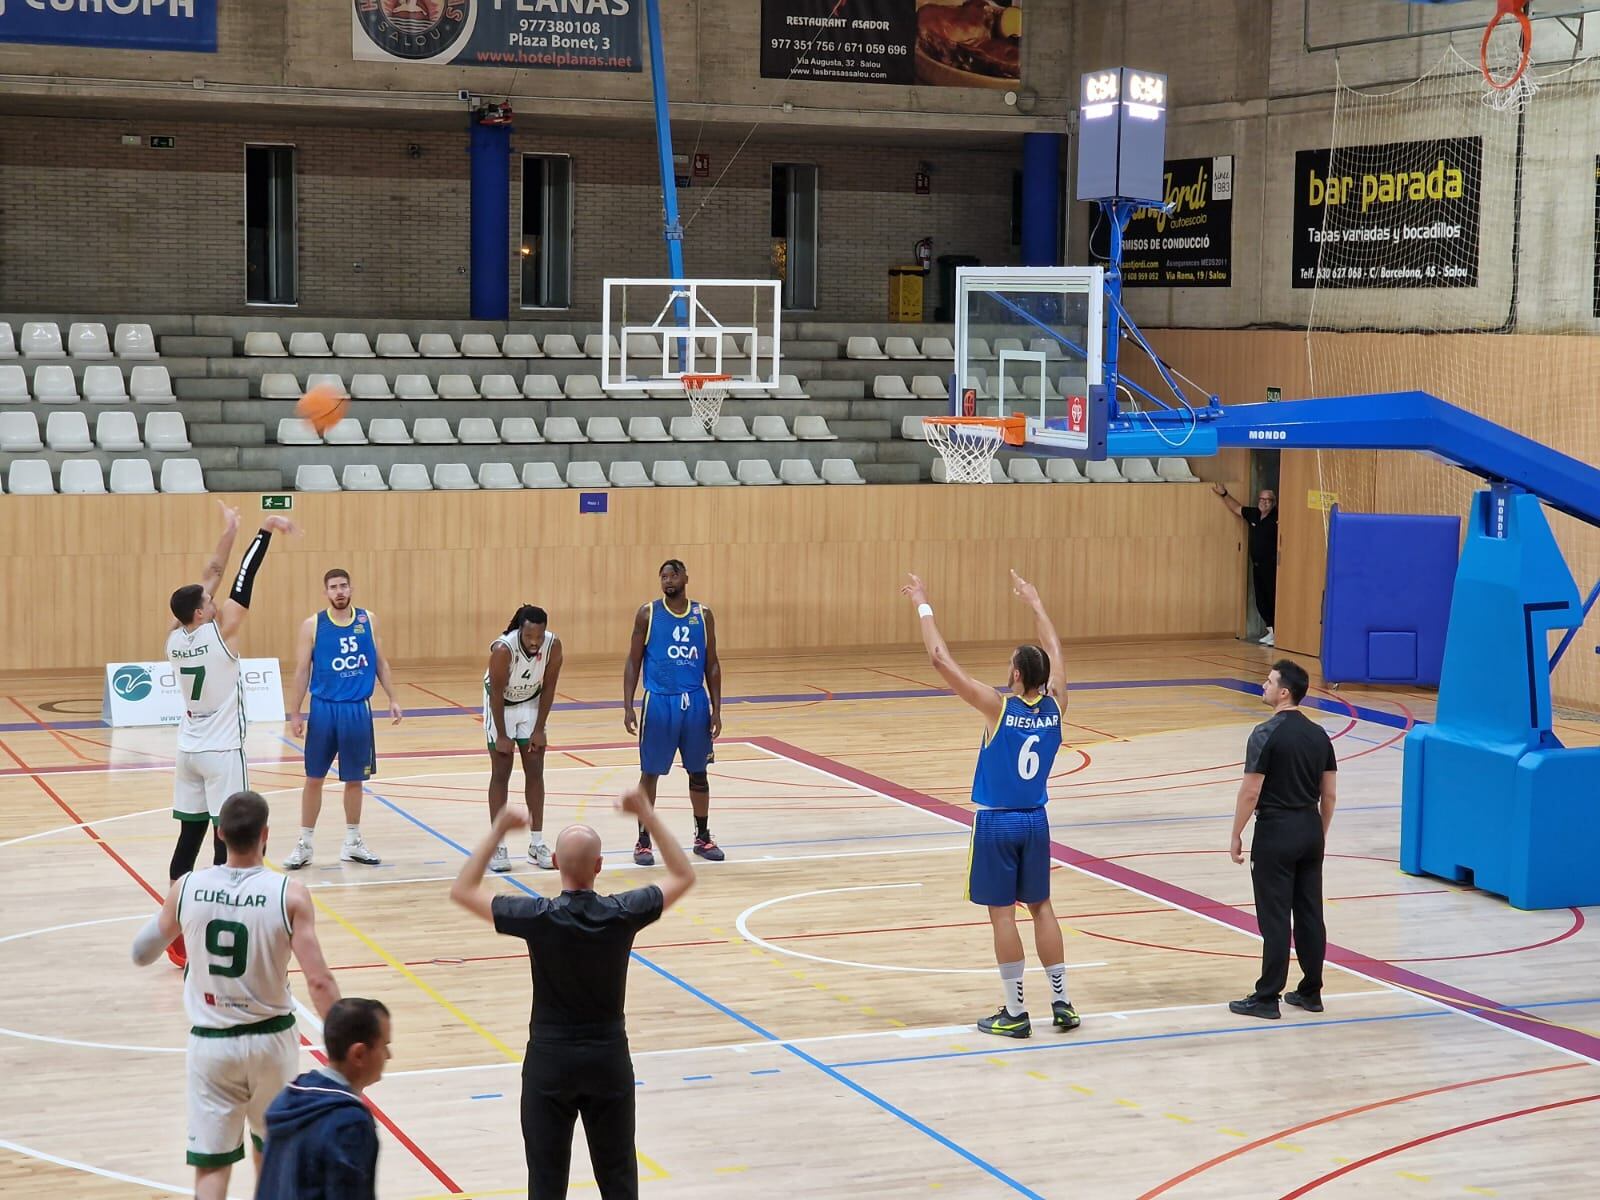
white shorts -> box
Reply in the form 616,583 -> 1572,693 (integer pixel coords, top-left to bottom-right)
173,748 -> 249,823
485,698 -> 539,748
185,1025 -> 299,1166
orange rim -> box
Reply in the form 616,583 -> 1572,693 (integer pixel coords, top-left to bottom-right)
682,373 -> 733,391
923,414 -> 1027,447
1480,0 -> 1533,91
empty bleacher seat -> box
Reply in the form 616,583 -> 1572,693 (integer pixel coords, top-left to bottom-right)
713,415 -> 754,441
341,464 -> 387,491
502,333 -> 542,357
1030,338 -> 1066,361
967,337 -> 995,361
480,373 -> 520,400
543,416 -> 586,442
794,415 -> 838,441
33,365 -> 79,403
752,415 -> 795,441
114,323 -> 158,359
244,331 -> 287,357
822,458 -> 866,485
68,323 -> 113,359
608,460 -> 653,487
433,463 -> 478,490
523,374 -> 562,400
477,462 -> 521,489
911,375 -> 948,400
0,323 -> 14,359
457,417 -> 500,444
542,334 -> 583,358
669,416 -> 712,442
521,462 -> 565,488
1157,457 -> 1201,482
306,372 -> 349,399
565,461 -> 608,488
1121,457 -> 1162,482
130,365 -> 175,403
693,459 -> 738,486
412,418 -> 457,444
585,416 -> 628,442
160,458 -> 206,493
375,333 -> 418,357
921,336 -> 956,359
651,459 -> 696,486
873,375 -> 913,400
394,374 -> 437,400
289,332 -> 332,357
83,365 -> 128,403
438,374 -> 481,400
143,411 -> 190,451
884,336 -> 924,360
993,337 -> 1026,358
846,336 -> 886,360
323,418 -> 367,446
627,415 -> 671,442
260,373 -> 302,400
0,364 -> 27,403
1045,457 -> 1087,483
776,374 -> 807,399
625,333 -> 663,360
350,374 -> 393,400
110,459 -> 156,494
736,459 -> 781,486
388,463 -> 432,490
563,374 -> 604,400
500,417 -> 542,444
295,464 -> 340,492
94,410 -> 142,451
583,333 -> 620,360
367,418 -> 412,445
461,333 -> 501,358
8,459 -> 55,494
1085,459 -> 1126,483
419,333 -> 459,358
1007,457 -> 1049,484
0,411 -> 42,451
59,458 -> 106,494
332,332 -> 374,358
1021,376 -> 1061,402
901,414 -> 926,440
276,418 -> 321,445
22,323 -> 64,358
779,458 -> 823,485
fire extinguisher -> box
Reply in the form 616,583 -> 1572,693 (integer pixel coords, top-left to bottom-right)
914,238 -> 932,270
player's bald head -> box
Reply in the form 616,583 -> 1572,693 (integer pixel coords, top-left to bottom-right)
555,823 -> 603,887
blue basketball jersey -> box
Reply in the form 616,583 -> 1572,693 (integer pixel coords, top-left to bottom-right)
310,608 -> 378,702
642,599 -> 707,695
972,694 -> 1063,810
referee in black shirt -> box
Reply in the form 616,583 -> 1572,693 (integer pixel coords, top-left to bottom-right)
451,789 -> 695,1198
1227,659 -> 1338,1020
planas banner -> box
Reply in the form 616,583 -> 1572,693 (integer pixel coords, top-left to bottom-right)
352,0 -> 642,72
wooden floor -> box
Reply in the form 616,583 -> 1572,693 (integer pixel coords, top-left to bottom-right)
2,640 -> 1598,1199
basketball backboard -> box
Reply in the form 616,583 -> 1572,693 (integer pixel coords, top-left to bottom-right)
601,278 -> 781,394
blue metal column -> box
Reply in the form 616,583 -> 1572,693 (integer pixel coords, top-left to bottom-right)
469,120 -> 511,321
1020,132 -> 1061,267
644,0 -> 685,280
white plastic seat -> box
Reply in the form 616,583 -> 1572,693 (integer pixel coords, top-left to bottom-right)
542,334 -> 583,358
651,459 -> 696,486
295,464 -> 340,492
21,323 -> 64,359
394,374 -> 438,400
143,411 -> 190,451
8,460 -> 55,494
411,418 -> 457,444
669,416 -> 712,442
59,459 -> 106,494
332,333 -> 375,358
350,373 -> 393,400
1121,457 -> 1162,482
33,365 -> 79,403
289,332 -> 332,357
693,459 -> 739,486
243,331 -> 287,357
900,415 -> 927,440
0,363 -> 26,404
437,374 -> 481,400
563,374 -> 604,400
477,462 -> 521,489
794,415 -> 838,441
461,333 -> 501,358
83,364 -> 129,403
911,375 -> 949,400
873,375 -> 913,400
109,459 -> 156,494
624,333 -> 662,360
523,374 -> 562,400
305,372 -> 349,399
1085,459 -> 1127,483
647,384 -> 684,400
114,323 -> 159,359
776,374 -> 807,399
260,372 -> 302,400
1157,457 -> 1201,482
736,459 -> 781,486
502,334 -> 542,358
542,416 -> 586,443
340,464 -> 387,491
367,418 -> 413,445
993,337 -> 1026,358
565,461 -> 608,488
276,418 -> 322,445
1045,457 -> 1087,483
967,337 -> 995,361
0,411 -> 42,451
1007,457 -> 1049,484
419,333 -> 459,358
388,463 -> 433,491
822,458 -> 867,485
457,417 -> 501,444
583,334 -> 620,360
1021,376 -> 1061,402
884,336 -> 924,359
921,336 -> 956,359
94,410 -> 143,451
608,460 -> 654,487
1030,338 -> 1066,361
375,333 -> 418,358
779,458 -> 823,485
521,462 -> 566,489
627,415 -> 671,442
130,365 -> 175,403
159,458 -> 206,493
500,417 -> 542,444
585,416 -> 628,442
0,323 -> 15,359
751,415 -> 795,441
323,418 -> 367,446
712,415 -> 754,441
846,336 -> 886,360
480,373 -> 521,400
433,463 -> 478,490
68,323 -> 113,359
990,461 -> 1013,484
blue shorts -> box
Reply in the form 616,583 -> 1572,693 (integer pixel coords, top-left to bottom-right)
967,806 -> 1051,907
305,697 -> 376,783
639,689 -> 712,777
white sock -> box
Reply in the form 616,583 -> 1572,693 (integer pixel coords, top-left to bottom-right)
999,960 -> 1026,1016
1047,963 -> 1068,1005
344,824 -> 360,842
298,827 -> 314,844
530,830 -> 544,847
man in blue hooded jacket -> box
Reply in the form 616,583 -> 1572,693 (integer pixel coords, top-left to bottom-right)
257,997 -> 391,1199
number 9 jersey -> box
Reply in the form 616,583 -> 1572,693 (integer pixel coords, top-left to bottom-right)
971,693 -> 1063,810
179,864 -> 295,1032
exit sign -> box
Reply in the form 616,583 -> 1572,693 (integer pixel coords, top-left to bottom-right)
261,495 -> 293,511
149,135 -> 176,149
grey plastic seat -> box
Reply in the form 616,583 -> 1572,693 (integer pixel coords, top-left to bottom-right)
650,459 -> 696,486
159,459 -> 207,493
389,463 -> 433,490
294,464 -> 340,492
432,462 -> 479,490
669,416 -> 712,442
332,333 -> 375,358
59,458 -> 106,494
751,415 -> 795,441
607,460 -> 654,487
627,415 -> 671,442
779,458 -> 823,485
477,462 -> 522,489
461,333 -> 501,358
480,373 -> 521,399
288,332 -> 331,357
457,417 -> 501,444
374,333 -> 418,358
585,416 -> 628,442
565,460 -> 608,488
794,415 -> 838,440
521,461 -> 566,488
340,464 -> 387,491
500,417 -> 542,444
114,323 -> 159,359
523,374 -> 562,400
68,323 -> 113,359
821,458 -> 867,485
8,459 -> 56,494
94,410 -> 143,451
367,418 -> 412,445
350,373 -> 394,400
109,458 -> 157,494
736,459 -> 781,486
693,459 -> 739,486
46,411 -> 93,452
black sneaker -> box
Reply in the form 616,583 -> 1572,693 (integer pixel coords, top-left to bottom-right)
633,839 -> 655,867
693,833 -> 725,862
1285,990 -> 1324,1013
978,1008 -> 1031,1039
1228,995 -> 1281,1020
1052,1001 -> 1081,1031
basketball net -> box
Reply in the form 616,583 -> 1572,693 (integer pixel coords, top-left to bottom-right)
682,373 -> 731,432
923,416 -> 1025,484
1480,17 -> 1537,113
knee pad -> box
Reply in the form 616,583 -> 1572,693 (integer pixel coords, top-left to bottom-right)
688,771 -> 709,791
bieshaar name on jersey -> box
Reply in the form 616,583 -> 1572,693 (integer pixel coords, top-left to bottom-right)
971,694 -> 1063,810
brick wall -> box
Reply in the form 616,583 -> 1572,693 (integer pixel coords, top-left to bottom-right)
0,115 -> 1020,321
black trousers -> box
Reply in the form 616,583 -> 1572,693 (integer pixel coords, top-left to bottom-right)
1249,811 -> 1325,1001
521,1039 -> 638,1200
1251,559 -> 1277,627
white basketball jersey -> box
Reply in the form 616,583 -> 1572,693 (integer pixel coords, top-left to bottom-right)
165,621 -> 244,754
484,630 -> 555,704
179,865 -> 294,1031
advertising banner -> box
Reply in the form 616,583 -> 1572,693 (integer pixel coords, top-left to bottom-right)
352,0 -> 642,72
103,659 -> 286,728
761,0 -> 1021,89
0,0 -> 217,53
1090,155 -> 1233,287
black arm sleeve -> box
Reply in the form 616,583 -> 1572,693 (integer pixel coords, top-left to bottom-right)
227,530 -> 272,608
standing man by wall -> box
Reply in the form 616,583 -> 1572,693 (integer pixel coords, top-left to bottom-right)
1214,483 -> 1279,647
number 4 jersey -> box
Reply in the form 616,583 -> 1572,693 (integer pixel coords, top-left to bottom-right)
972,693 -> 1063,810
179,865 -> 295,1032
165,621 -> 245,754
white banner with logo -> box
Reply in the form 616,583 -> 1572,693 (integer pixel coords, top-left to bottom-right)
102,659 -> 286,728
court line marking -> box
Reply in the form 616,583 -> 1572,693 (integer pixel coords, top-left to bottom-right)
0,807 -> 167,848
0,1137 -> 243,1199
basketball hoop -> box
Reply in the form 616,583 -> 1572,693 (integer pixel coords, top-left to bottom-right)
923,415 -> 1026,484
1480,0 -> 1533,100
682,373 -> 732,431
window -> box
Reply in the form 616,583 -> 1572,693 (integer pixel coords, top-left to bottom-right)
245,145 -> 297,306
521,155 -> 573,309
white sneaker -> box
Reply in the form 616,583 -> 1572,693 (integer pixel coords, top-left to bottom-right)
1259,628 -> 1275,647
340,834 -> 381,866
488,846 -> 512,874
528,841 -> 555,870
282,836 -> 313,870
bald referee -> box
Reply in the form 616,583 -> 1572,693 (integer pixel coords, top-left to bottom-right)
450,790 -> 695,1199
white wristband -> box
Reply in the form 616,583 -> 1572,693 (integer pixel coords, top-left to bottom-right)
917,603 -> 934,619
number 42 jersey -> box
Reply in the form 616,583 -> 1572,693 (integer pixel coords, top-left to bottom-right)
971,693 -> 1062,810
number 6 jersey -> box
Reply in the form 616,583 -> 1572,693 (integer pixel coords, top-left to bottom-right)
165,621 -> 245,754
179,865 -> 295,1032
971,693 -> 1063,810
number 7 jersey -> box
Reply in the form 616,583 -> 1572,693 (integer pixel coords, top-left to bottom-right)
165,621 -> 245,754
178,865 -> 295,1031
972,693 -> 1063,810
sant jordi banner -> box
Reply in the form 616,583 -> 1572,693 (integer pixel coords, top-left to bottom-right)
1090,155 -> 1234,287
352,0 -> 641,72
761,1 -> 1021,89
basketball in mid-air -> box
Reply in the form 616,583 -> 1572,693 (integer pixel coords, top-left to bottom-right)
296,383 -> 349,434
